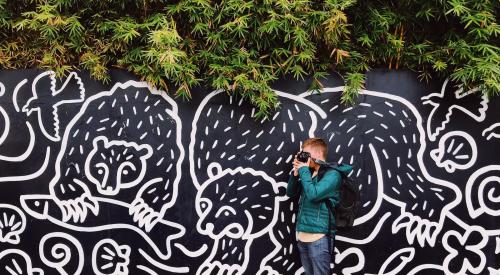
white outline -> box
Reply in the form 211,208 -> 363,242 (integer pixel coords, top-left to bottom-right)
139,249 -> 189,273
20,194 -> 185,260
429,131 -> 478,173
465,165 -> 500,223
39,232 -> 83,275
0,122 -> 35,162
0,146 -> 51,182
421,78 -> 489,141
47,80 -> 184,229
12,79 -> 28,112
0,249 -> 44,275
482,123 -> 500,140
84,136 -> 153,196
92,239 -> 131,275
377,247 -> 415,275
442,227 -> 488,275
301,86 -> 462,246
0,105 -> 10,146
407,264 -> 444,275
189,89 -> 326,189
0,204 -> 27,244
195,165 -> 287,274
22,71 -> 85,142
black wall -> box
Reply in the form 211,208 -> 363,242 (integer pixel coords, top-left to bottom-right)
0,69 -> 498,274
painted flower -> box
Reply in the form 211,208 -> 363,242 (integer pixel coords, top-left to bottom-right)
0,249 -> 43,275
0,204 -> 26,244
442,226 -> 488,274
430,131 -> 477,173
92,239 -> 131,275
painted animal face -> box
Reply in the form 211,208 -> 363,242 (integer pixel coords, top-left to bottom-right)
196,165 -> 286,240
85,136 -> 152,196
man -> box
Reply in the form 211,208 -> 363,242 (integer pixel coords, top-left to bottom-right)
286,137 -> 352,275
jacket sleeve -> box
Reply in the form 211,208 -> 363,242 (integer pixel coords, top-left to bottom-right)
298,166 -> 341,202
286,170 -> 301,198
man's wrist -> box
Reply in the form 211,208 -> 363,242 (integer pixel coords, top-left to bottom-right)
298,166 -> 309,173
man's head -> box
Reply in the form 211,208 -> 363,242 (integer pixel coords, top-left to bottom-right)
301,137 -> 328,165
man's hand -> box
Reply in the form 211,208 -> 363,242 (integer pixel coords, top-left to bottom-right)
293,155 -> 310,176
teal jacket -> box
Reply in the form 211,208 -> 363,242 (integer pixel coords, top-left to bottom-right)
287,164 -> 353,235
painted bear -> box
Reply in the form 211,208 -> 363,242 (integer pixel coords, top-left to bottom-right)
195,163 -> 297,275
49,80 -> 184,232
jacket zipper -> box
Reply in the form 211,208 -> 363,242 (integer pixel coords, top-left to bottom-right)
316,203 -> 321,221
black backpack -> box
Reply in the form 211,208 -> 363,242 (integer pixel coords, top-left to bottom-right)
317,163 -> 360,231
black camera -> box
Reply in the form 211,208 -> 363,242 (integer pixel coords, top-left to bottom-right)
296,151 -> 311,162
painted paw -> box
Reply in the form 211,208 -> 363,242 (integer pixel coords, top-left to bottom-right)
257,266 -> 279,275
392,212 -> 439,247
57,193 -> 99,223
129,198 -> 161,232
198,262 -> 243,275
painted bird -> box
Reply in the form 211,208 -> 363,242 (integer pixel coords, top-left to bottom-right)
22,71 -> 85,142
421,78 -> 489,141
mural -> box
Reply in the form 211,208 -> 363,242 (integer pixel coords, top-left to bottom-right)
0,69 -> 498,274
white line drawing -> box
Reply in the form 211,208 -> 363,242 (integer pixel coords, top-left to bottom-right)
406,264 -> 445,275
12,79 -> 28,112
332,247 -> 365,275
136,265 -> 157,275
138,249 -> 190,273
336,212 -> 391,245
0,122 -> 35,162
22,71 -> 85,142
421,78 -> 489,141
482,123 -> 500,140
0,146 -> 50,182
377,247 -> 415,275
195,165 -> 288,275
46,80 -> 184,231
293,247 -> 365,275
0,102 -> 10,146
0,249 -> 44,275
39,232 -> 84,275
465,165 -> 500,224
496,237 -> 500,254
85,136 -> 153,196
0,69 -> 497,274
189,89 -> 326,190
487,267 -> 500,274
300,87 -> 462,247
0,204 -> 26,244
20,195 -> 185,260
92,239 -> 131,275
0,81 -> 7,150
430,131 -> 478,173
173,243 -> 208,258
442,226 -> 488,275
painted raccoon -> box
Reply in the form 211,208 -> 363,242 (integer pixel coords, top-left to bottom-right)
49,80 -> 184,232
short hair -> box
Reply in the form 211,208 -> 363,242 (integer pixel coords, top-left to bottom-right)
302,137 -> 328,159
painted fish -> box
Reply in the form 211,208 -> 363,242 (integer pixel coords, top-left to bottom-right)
20,194 -> 184,260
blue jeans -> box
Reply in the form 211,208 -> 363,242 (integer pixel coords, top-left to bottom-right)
297,235 -> 335,275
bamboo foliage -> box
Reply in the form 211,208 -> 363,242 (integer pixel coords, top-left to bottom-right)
0,0 -> 498,118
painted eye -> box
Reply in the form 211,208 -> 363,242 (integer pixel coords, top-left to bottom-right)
200,202 -> 207,210
215,206 -> 236,218
97,169 -> 104,175
122,169 -> 129,175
